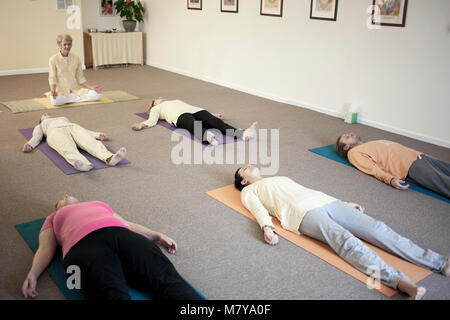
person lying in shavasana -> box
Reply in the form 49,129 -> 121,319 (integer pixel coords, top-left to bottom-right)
336,132 -> 449,199
48,34 -> 102,106
22,195 -> 203,300
22,113 -> 127,172
131,97 -> 258,146
234,165 -> 450,300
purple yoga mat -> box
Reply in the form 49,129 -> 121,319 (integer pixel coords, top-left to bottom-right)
135,113 -> 238,145
19,128 -> 130,175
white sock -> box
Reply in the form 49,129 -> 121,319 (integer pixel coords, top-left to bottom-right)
107,147 -> 127,166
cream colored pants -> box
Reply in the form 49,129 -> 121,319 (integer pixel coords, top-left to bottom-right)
46,124 -> 113,168
50,90 -> 102,106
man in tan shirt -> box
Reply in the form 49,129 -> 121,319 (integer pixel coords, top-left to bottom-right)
234,165 -> 450,300
336,132 -> 449,198
48,34 -> 102,106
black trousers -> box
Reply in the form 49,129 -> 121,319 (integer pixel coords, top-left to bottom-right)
176,110 -> 243,142
63,227 -> 204,300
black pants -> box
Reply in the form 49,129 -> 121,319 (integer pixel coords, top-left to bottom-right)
63,227 -> 204,300
176,110 -> 243,142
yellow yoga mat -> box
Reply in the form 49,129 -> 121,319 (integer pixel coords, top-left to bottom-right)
206,185 -> 433,297
2,90 -> 139,113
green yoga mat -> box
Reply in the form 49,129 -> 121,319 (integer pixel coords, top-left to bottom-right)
15,218 -> 207,300
309,145 -> 449,204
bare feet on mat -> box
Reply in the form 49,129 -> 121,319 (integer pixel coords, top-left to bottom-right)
243,121 -> 258,141
397,278 -> 427,300
131,123 -> 144,131
441,257 -> 450,276
73,160 -> 93,172
206,131 -> 219,146
107,147 -> 127,166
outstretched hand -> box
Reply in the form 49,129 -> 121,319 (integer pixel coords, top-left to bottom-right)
391,178 -> 410,190
263,227 -> 279,245
22,274 -> 38,299
158,234 -> 178,254
131,123 -> 144,131
23,143 -> 33,153
213,113 -> 225,120
99,133 -> 109,141
347,202 -> 365,212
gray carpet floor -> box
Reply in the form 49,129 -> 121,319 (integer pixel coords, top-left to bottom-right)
0,65 -> 449,300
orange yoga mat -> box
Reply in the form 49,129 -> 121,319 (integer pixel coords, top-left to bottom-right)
206,185 -> 433,297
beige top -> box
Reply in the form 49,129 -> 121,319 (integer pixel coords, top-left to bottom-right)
27,117 -> 100,149
348,140 -> 422,184
141,100 -> 204,128
241,176 -> 337,234
48,52 -> 89,97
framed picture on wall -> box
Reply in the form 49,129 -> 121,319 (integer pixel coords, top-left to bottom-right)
371,0 -> 408,27
221,0 -> 238,13
100,0 -> 115,16
187,0 -> 202,10
260,0 -> 283,17
310,0 -> 338,21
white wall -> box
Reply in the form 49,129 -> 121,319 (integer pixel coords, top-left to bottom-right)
142,0 -> 450,147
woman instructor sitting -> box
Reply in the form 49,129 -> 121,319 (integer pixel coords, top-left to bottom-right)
48,34 -> 102,106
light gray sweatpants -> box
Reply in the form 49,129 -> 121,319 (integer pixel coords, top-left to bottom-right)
298,201 -> 447,289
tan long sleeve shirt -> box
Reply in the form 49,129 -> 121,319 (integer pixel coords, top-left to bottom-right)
48,52 -> 89,97
241,177 -> 337,234
347,140 -> 422,185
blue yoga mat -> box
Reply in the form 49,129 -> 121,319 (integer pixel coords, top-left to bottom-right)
15,218 -> 207,300
309,144 -> 450,204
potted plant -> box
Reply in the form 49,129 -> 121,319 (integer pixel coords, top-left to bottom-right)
114,0 -> 145,32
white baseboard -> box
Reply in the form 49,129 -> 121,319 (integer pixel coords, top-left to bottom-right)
146,61 -> 449,149
0,65 -> 86,77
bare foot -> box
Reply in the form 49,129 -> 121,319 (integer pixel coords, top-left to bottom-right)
243,121 -> 258,141
73,160 -> 93,171
397,278 -> 427,300
107,147 -> 127,166
441,257 -> 450,276
206,131 -> 219,146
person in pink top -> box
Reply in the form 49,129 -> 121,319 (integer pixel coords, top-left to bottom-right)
21,195 -> 203,300
336,132 -> 449,198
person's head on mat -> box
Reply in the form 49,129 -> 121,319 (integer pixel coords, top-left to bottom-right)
146,96 -> 165,114
234,165 -> 263,191
55,194 -> 79,209
56,34 -> 72,57
39,112 -> 53,124
335,132 -> 363,157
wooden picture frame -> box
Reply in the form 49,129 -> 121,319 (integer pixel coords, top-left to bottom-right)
100,0 -> 114,17
187,0 -> 202,10
260,0 -> 283,17
310,0 -> 338,21
221,0 -> 238,13
371,0 -> 408,27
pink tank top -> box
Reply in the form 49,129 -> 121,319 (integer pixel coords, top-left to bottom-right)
40,201 -> 129,258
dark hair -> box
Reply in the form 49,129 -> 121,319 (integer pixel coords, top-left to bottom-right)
234,167 -> 246,191
335,135 -> 349,158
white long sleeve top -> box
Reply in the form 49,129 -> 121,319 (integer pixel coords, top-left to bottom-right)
27,117 -> 101,149
241,176 -> 337,234
141,100 -> 204,128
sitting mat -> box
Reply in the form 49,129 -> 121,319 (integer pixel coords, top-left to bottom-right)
206,184 -> 433,297
309,145 -> 449,203
16,218 -> 207,300
19,128 -> 130,175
